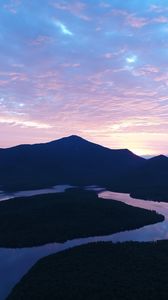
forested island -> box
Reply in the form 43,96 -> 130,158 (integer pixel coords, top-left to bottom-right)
0,189 -> 163,247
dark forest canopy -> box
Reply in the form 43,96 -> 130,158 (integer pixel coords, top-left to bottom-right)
0,189 -> 163,247
8,241 -> 168,300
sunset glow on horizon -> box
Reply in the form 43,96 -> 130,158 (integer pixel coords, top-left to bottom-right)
1,0 -> 168,156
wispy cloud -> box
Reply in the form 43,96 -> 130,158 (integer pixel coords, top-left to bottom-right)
3,0 -> 21,14
53,20 -> 73,36
126,15 -> 149,28
29,35 -> 54,47
52,1 -> 91,21
111,9 -> 149,28
149,5 -> 168,14
0,115 -> 52,129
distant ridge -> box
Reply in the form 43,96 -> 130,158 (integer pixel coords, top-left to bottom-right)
125,153 -> 168,201
148,154 -> 168,161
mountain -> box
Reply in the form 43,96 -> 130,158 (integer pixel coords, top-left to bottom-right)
126,155 -> 168,201
0,135 -> 145,191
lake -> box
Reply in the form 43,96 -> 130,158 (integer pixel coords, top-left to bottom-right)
1,185 -> 168,299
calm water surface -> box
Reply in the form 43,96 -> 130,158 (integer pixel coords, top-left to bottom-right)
1,186 -> 168,299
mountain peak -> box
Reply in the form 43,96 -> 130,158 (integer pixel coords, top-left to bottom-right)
57,135 -> 89,144
65,135 -> 84,141
46,135 -> 87,146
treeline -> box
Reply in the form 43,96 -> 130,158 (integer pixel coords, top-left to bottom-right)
130,186 -> 168,202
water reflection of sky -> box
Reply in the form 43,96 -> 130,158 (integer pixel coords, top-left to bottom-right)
99,191 -> 168,242
0,185 -> 73,202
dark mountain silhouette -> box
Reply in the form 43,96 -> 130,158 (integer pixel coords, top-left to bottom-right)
126,155 -> 168,201
0,135 -> 145,191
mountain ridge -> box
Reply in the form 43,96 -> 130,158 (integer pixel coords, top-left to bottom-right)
0,135 -> 144,157
0,135 -> 167,201
0,135 -> 145,191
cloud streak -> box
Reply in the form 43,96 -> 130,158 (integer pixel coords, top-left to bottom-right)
54,20 -> 73,36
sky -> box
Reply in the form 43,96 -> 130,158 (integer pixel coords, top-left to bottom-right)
0,0 -> 168,155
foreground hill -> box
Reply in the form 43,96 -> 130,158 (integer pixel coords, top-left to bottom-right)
0,135 -> 145,191
8,241 -> 168,300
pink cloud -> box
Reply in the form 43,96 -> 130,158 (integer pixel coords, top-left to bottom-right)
132,65 -> 160,77
126,15 -> 149,28
111,9 -> 168,28
52,1 -> 91,21
0,80 -> 8,86
3,0 -> 21,14
0,72 -> 28,88
154,73 -> 168,85
29,35 -> 54,47
104,53 -> 113,59
111,9 -> 149,28
154,16 -> 168,23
